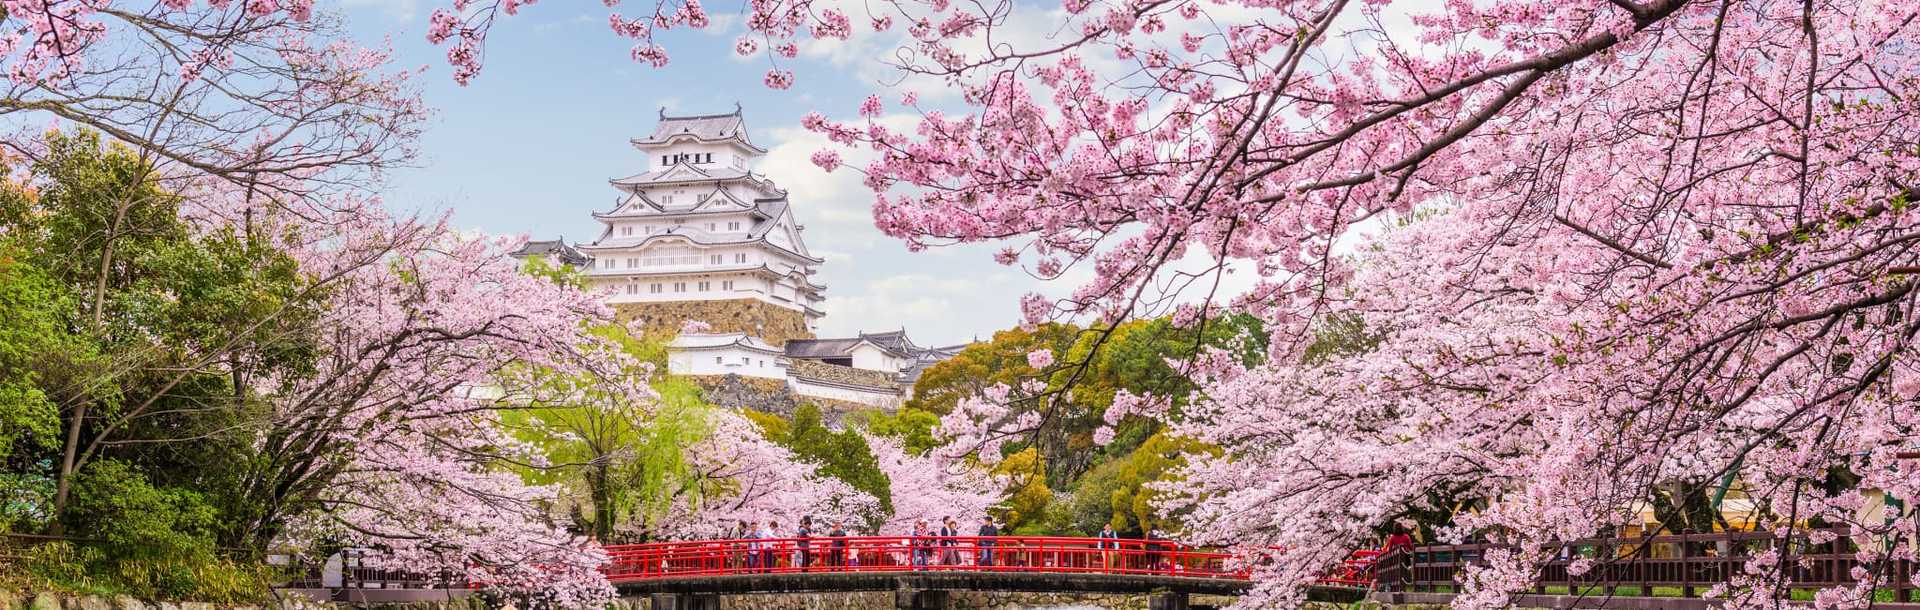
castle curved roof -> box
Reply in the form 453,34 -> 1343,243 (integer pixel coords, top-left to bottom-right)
631,107 -> 768,153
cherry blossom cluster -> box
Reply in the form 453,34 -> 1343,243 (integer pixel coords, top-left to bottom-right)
2,0 -> 425,204
258,199 -> 627,603
652,411 -> 880,538
775,0 -> 1920,605
865,435 -> 1004,535
427,0 -> 858,88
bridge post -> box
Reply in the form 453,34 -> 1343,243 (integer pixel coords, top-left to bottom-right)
1147,591 -> 1188,610
650,593 -> 720,610
894,589 -> 950,610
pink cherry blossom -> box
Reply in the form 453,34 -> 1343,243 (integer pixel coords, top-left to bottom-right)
406,0 -> 1920,603
1025,349 -> 1053,369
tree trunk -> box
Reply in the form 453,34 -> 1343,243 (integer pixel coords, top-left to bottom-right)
49,198 -> 131,534
592,464 -> 615,542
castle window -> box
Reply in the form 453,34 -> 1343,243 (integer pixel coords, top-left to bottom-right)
710,254 -> 722,265
622,227 -> 633,236
708,223 -> 716,231
722,280 -> 734,290
626,258 -> 637,269
715,357 -> 722,364
625,284 -> 636,294
674,282 -> 686,292
650,283 -> 662,293
735,253 -> 747,263
729,221 -> 740,231
602,259 -> 614,269
661,155 -> 669,165
698,281 -> 710,291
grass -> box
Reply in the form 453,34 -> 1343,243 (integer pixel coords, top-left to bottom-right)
0,541 -> 279,603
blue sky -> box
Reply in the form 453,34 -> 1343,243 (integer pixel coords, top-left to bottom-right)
335,0 -> 1045,346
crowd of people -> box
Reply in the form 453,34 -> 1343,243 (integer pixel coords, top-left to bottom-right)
714,517 -> 1178,573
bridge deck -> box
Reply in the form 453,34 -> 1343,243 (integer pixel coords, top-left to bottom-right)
611,570 -> 1251,596
603,535 -> 1370,602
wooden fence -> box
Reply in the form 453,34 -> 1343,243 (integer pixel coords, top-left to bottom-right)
1371,528 -> 1920,603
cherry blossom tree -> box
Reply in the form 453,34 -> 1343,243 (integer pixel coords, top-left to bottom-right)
866,434 -> 1002,535
0,3 -> 631,601
2,0 -> 427,531
432,0 -> 1920,605
0,1 -> 424,199
650,411 -> 879,539
223,202 -> 626,604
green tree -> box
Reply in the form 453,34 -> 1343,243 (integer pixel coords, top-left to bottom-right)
0,131 -> 318,552
752,404 -> 892,527
0,251 -> 74,467
848,407 -> 942,454
904,323 -> 1084,415
1065,432 -> 1217,536
992,447 -> 1052,532
499,323 -> 711,542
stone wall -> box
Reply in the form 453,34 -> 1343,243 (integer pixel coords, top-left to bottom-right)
680,591 -> 1243,610
686,375 -> 878,422
786,360 -> 897,390
614,300 -> 813,346
687,374 -> 798,414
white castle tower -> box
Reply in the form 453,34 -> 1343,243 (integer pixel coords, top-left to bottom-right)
515,107 -> 962,411
576,106 -> 826,336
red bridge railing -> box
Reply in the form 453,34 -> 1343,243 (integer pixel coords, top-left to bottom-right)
602,536 -> 1244,582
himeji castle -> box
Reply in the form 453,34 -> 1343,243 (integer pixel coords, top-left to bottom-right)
513,107 -> 961,409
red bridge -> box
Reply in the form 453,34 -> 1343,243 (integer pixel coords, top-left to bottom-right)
602,536 -> 1368,610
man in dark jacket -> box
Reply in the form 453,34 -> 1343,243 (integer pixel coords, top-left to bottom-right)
975,516 -> 999,567
827,520 -> 849,568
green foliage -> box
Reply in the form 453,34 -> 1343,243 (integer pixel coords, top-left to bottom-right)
905,323 -> 1083,416
891,313 -> 1263,535
1302,312 -> 1382,365
1063,432 -> 1217,535
0,131 -> 316,599
2,540 -> 272,602
991,447 -> 1051,531
499,324 -> 710,542
753,404 -> 892,527
519,254 -> 587,289
847,407 -> 942,455
908,315 -> 1263,487
3,461 -> 270,602
0,250 -> 73,464
68,460 -> 218,559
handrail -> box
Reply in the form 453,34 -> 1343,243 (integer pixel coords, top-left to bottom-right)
602,536 -> 1244,581
1367,527 -> 1920,602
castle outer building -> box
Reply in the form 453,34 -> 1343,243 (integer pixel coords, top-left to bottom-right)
513,107 -> 959,409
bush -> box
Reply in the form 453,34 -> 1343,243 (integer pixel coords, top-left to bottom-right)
0,460 -> 274,602
67,460 -> 218,561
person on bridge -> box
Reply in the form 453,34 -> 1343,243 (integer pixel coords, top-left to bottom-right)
739,520 -> 759,571
796,516 -> 814,572
975,516 -> 998,568
910,520 -> 933,569
827,520 -> 848,568
1098,524 -> 1121,570
938,517 -> 961,566
758,520 -> 778,573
